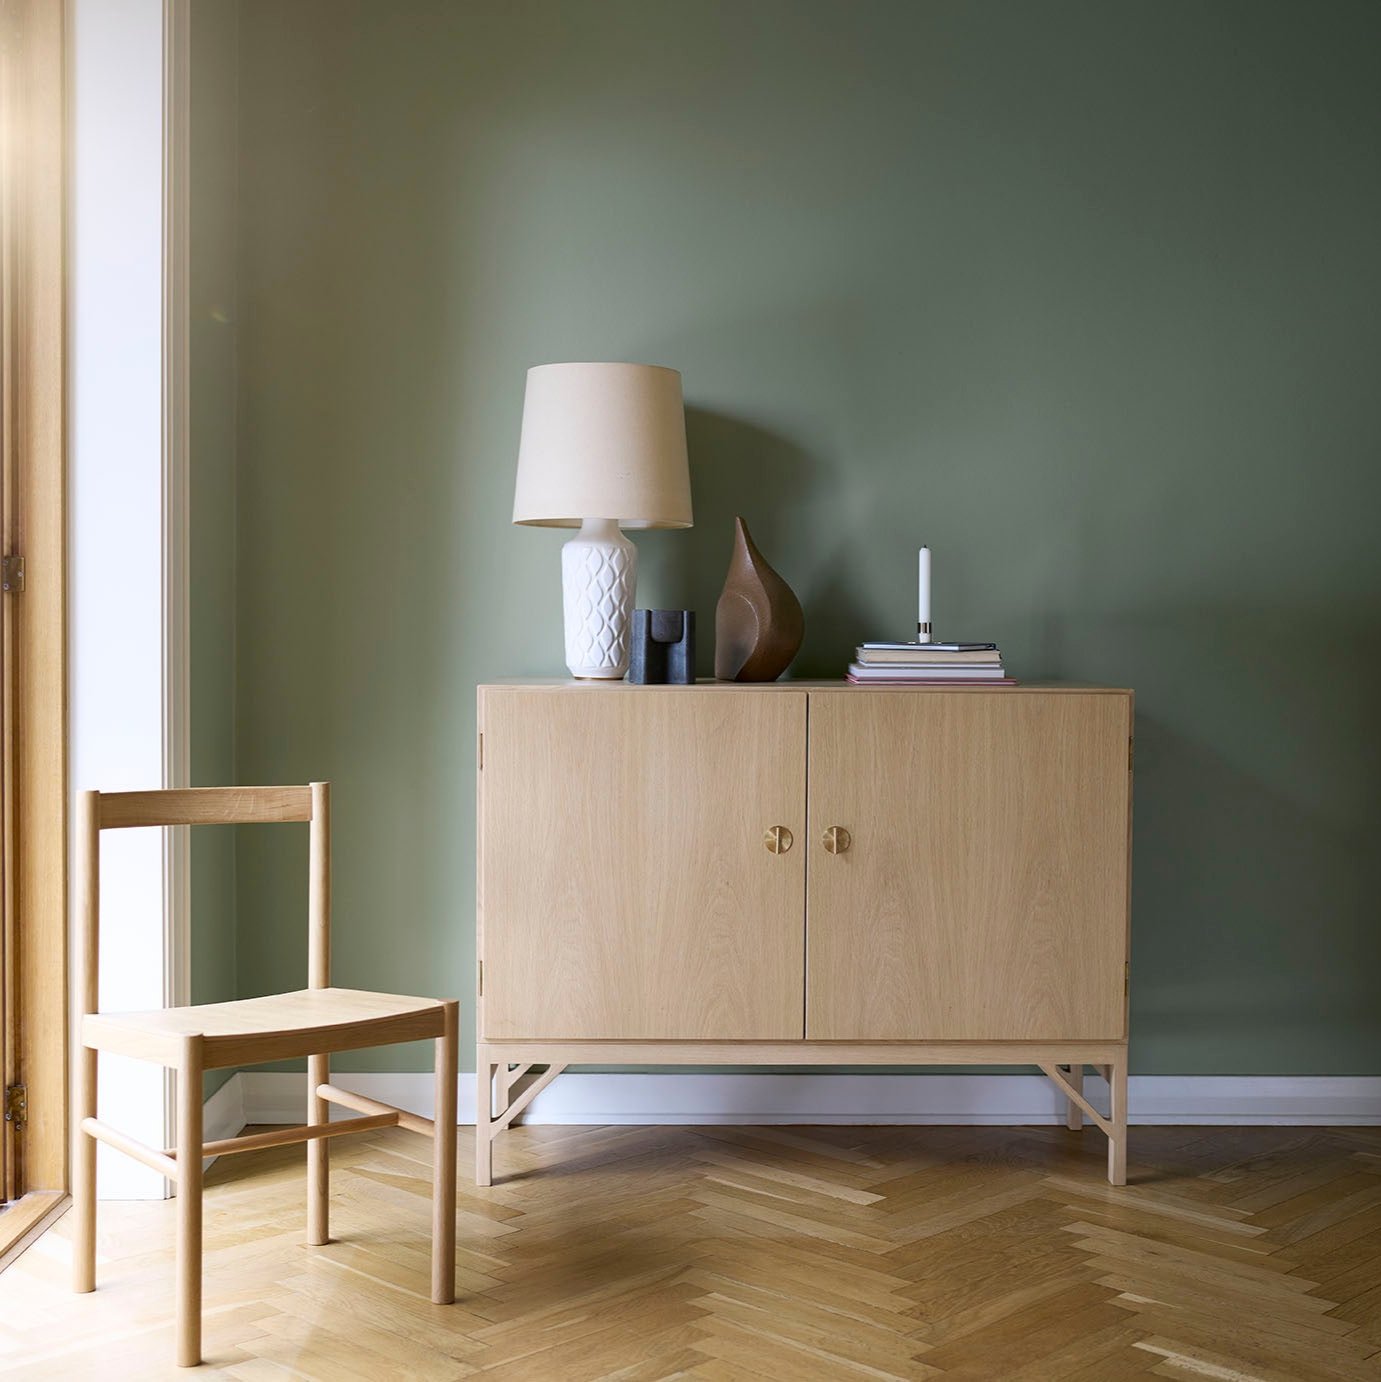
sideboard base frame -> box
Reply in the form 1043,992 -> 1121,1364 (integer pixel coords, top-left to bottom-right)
474,1041 -> 1129,1188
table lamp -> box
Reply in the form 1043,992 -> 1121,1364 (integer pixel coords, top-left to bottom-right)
513,362 -> 693,678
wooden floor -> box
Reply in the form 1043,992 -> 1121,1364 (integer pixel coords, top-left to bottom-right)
2,1123 -> 1380,1379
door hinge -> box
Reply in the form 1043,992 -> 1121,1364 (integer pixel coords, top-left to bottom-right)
4,1083 -> 27,1129
2,555 -> 24,593
478,732 -> 483,771
1128,737 -> 1134,771
477,961 -> 483,996
1124,962 -> 1130,995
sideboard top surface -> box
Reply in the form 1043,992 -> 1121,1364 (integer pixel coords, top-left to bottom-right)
478,679 -> 1132,695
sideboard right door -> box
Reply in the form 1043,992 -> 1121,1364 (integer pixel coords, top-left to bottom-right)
805,690 -> 1131,1041
480,687 -> 807,1041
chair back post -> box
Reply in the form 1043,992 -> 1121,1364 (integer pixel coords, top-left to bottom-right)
308,781 -> 331,988
75,790 -> 101,1018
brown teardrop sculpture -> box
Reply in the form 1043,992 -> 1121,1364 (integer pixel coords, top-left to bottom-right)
714,516 -> 804,681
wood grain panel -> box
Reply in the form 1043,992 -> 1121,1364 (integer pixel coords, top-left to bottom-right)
806,691 -> 1131,1040
479,687 -> 807,1040
477,1038 -> 1126,1066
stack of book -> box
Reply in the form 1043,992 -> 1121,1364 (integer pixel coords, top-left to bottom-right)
847,642 -> 1015,684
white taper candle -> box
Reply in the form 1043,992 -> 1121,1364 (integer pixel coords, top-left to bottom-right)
917,546 -> 932,643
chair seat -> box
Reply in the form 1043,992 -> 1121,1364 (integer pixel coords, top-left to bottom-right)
82,987 -> 448,1070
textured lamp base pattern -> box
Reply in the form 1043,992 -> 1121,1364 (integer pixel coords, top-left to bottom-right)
562,519 -> 636,678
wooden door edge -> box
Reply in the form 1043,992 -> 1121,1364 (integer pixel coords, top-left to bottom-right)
1,0 -> 69,1198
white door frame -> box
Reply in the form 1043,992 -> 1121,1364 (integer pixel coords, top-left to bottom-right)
161,0 -> 193,1096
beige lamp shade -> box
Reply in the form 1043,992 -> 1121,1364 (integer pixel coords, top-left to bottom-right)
512,362 -> 693,529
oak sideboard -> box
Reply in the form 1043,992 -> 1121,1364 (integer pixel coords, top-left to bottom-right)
475,680 -> 1133,1185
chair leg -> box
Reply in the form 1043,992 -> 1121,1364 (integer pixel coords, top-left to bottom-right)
475,1048 -> 494,1188
72,1044 -> 97,1293
432,1001 -> 459,1305
307,1052 -> 329,1246
176,1035 -> 204,1368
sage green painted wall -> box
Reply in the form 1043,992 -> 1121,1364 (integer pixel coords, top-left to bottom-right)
190,0 -> 239,1093
215,0 -> 1381,1076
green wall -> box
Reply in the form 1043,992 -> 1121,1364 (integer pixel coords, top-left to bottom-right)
189,0 -> 240,1093
197,0 -> 1381,1076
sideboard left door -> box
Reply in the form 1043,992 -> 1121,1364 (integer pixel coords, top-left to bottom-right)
478,687 -> 807,1040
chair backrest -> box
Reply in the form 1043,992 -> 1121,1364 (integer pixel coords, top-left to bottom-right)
74,784 -> 330,1020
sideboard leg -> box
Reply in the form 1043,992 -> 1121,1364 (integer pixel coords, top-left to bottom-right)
1107,1056 -> 1128,1186
1065,1063 -> 1084,1130
475,1051 -> 494,1187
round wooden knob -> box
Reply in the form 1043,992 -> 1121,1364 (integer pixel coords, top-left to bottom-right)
763,825 -> 793,855
823,825 -> 852,855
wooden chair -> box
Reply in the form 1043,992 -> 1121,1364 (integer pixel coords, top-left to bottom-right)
71,783 -> 459,1368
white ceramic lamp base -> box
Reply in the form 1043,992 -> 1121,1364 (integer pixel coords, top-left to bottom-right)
562,517 -> 636,678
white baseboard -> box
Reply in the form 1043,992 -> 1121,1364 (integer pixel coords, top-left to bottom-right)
226,1070 -> 1381,1129
200,1074 -> 248,1171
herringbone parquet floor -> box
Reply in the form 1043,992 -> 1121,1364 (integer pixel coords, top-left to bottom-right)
2,1122 -> 1380,1379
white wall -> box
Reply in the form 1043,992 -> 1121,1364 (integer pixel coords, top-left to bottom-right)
69,0 -> 174,1200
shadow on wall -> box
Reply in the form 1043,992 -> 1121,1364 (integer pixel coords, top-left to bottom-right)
635,406 -> 872,679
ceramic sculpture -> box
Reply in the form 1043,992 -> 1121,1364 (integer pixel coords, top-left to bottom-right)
628,609 -> 696,684
714,516 -> 804,681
